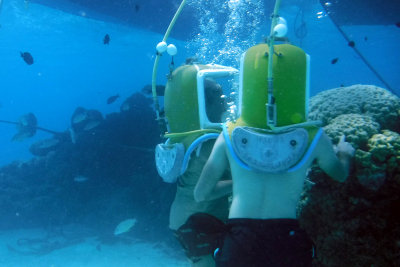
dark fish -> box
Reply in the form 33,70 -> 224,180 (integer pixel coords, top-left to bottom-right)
20,52 -> 34,65
331,58 -> 339,64
135,4 -> 140,12
185,57 -> 198,65
103,34 -> 110,45
348,41 -> 355,47
364,36 -> 368,41
396,22 -> 400,28
141,84 -> 165,96
107,94 -> 120,104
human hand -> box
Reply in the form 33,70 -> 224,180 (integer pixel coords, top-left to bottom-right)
335,135 -> 355,158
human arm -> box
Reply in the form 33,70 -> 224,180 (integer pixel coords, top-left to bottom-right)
316,134 -> 355,182
194,134 -> 232,202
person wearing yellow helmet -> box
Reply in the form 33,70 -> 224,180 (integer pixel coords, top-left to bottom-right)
194,44 -> 355,266
155,61 -> 238,266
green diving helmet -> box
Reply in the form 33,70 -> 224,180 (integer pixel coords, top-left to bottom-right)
155,63 -> 238,182
224,43 -> 323,173
237,43 -> 310,129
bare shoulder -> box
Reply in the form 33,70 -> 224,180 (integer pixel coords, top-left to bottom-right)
194,133 -> 231,202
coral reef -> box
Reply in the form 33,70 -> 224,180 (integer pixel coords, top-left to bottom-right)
309,84 -> 400,131
299,168 -> 400,267
323,114 -> 380,150
356,130 -> 400,190
298,85 -> 400,266
0,92 -> 176,244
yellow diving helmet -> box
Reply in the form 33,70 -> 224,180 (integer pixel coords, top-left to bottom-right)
223,43 -> 324,173
156,63 -> 238,182
237,43 -> 310,129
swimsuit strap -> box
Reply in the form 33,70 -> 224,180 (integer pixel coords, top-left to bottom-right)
180,133 -> 220,174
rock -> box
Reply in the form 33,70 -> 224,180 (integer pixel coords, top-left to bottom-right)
29,138 -> 60,156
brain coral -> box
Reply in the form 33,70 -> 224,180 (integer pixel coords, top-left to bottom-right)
323,114 -> 380,150
309,84 -> 400,131
355,130 -> 400,190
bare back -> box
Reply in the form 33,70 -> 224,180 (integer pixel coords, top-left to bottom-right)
195,130 -> 351,220
226,130 -> 347,219
226,145 -> 313,219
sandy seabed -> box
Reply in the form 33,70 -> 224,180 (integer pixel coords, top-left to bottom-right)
0,228 -> 189,266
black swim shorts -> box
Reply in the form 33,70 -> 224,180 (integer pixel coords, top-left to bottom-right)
174,213 -> 226,262
214,218 -> 315,267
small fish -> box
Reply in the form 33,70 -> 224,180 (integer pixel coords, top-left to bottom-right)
114,218 -> 137,236
103,34 -> 110,45
107,94 -> 120,104
141,84 -> 165,96
185,57 -> 198,65
83,120 -> 100,131
348,41 -> 355,47
74,175 -> 89,182
364,36 -> 368,41
396,22 -> 400,28
135,4 -> 140,12
72,111 -> 88,124
35,138 -> 59,149
331,58 -> 339,64
20,52 -> 34,65
12,131 -> 33,141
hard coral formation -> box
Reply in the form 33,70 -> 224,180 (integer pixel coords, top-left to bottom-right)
323,114 -> 380,150
299,85 -> 400,266
369,130 -> 400,164
355,150 -> 387,191
355,130 -> 400,190
299,170 -> 400,267
309,84 -> 400,131
0,92 -> 175,244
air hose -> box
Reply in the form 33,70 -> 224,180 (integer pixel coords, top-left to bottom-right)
151,0 -> 187,136
265,0 -> 323,132
266,0 -> 282,128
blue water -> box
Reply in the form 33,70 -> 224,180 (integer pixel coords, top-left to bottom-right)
1,0 -> 399,166
0,0 -> 187,165
0,0 -> 399,265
